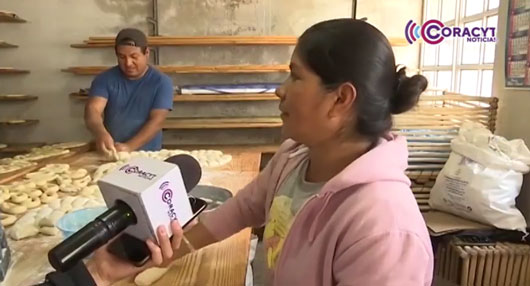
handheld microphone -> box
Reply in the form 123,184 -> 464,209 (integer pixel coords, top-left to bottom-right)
48,154 -> 202,272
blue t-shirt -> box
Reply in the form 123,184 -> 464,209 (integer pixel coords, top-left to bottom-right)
89,66 -> 173,151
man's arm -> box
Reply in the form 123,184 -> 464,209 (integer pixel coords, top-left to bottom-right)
84,97 -> 114,154
120,109 -> 169,151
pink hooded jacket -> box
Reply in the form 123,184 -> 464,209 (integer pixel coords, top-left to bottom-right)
202,135 -> 433,286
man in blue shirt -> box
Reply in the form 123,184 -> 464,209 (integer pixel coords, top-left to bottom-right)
84,28 -> 174,153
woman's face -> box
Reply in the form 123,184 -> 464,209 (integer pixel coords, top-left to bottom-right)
276,49 -> 347,146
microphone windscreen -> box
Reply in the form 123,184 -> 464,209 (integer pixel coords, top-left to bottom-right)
164,154 -> 202,192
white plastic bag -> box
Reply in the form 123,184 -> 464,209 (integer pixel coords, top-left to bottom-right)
429,122 -> 530,231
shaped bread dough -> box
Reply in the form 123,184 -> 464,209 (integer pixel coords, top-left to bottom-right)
8,211 -> 39,240
69,168 -> 88,180
22,197 -> 41,209
1,202 -> 27,214
40,190 -> 59,204
60,196 -> 77,212
135,267 -> 170,286
0,213 -> 16,227
56,175 -> 72,186
10,193 -> 29,204
84,199 -> 104,208
73,175 -> 91,188
40,226 -> 60,236
48,198 -> 62,210
10,224 -> 39,240
80,185 -> 99,197
117,151 -> 131,161
41,164 -> 70,174
0,187 -> 11,201
42,183 -> 60,193
60,184 -> 79,194
35,206 -> 54,225
27,189 -> 43,199
72,197 -> 89,210
41,210 -> 66,227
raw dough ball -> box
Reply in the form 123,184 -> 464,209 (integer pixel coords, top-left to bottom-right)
40,190 -> 59,203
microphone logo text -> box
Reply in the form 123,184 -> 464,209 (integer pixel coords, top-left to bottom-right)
160,181 -> 177,220
119,164 -> 157,181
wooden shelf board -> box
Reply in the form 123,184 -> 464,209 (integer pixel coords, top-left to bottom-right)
163,117 -> 283,129
71,36 -> 408,48
72,36 -> 298,48
0,95 -> 37,102
0,41 -> 18,48
0,119 -> 39,126
63,65 -> 289,75
0,11 -> 26,23
0,68 -> 30,74
70,92 -> 278,102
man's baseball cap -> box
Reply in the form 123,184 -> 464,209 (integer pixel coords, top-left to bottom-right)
115,28 -> 148,48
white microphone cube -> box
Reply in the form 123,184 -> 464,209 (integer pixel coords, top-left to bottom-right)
98,157 -> 194,243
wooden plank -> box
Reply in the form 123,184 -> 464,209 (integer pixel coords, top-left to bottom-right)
71,93 -> 279,102
63,65 -> 290,75
163,117 -> 283,129
0,41 -> 18,48
0,94 -> 38,102
0,11 -> 26,23
0,68 -> 30,74
72,36 -> 407,47
0,119 -> 39,126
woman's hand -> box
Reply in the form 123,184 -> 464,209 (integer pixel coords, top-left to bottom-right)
146,220 -> 184,267
85,220 -> 184,286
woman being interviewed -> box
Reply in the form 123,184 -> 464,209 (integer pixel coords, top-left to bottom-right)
85,18 -> 433,286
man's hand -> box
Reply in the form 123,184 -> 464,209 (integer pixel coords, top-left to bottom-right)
85,221 -> 184,286
95,132 -> 115,155
115,143 -> 131,152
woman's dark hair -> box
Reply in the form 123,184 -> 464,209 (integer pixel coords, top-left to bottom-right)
297,19 -> 428,140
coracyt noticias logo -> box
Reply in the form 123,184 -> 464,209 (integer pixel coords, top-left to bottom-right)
405,19 -> 496,45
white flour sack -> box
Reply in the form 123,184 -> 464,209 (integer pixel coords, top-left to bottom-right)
429,122 -> 530,231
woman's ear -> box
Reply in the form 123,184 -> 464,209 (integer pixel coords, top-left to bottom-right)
329,82 -> 357,117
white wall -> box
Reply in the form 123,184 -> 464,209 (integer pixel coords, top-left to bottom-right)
357,0 -> 423,73
492,0 -> 530,224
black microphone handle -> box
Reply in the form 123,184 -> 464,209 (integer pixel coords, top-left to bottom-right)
48,201 -> 136,272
